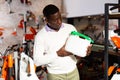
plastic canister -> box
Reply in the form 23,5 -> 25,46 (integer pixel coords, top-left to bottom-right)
65,31 -> 93,57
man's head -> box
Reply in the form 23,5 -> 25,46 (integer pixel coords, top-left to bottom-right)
43,4 -> 62,31
43,4 -> 59,18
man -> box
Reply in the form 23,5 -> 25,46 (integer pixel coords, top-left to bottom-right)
33,4 -> 91,80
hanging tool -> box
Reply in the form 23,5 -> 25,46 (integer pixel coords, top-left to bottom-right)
14,51 -> 19,80
8,54 -> 14,80
0,54 -> 14,80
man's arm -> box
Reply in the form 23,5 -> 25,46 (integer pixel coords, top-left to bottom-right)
57,44 -> 72,57
57,44 -> 92,57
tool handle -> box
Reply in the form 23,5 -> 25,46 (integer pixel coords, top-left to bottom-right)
71,31 -> 94,43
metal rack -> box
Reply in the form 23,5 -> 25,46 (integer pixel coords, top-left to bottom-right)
104,3 -> 120,80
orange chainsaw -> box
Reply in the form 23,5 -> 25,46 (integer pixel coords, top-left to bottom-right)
111,36 -> 120,49
108,63 -> 120,80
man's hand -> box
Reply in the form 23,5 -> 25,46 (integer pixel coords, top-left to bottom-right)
86,44 -> 92,56
57,44 -> 72,57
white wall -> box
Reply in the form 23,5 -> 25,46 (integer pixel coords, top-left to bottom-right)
64,0 -> 118,18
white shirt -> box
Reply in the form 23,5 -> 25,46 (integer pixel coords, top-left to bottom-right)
33,23 -> 77,74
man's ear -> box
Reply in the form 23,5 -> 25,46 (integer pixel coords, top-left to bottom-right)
43,17 -> 48,22
43,17 -> 46,21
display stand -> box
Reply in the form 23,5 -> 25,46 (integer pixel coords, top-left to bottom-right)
104,3 -> 120,80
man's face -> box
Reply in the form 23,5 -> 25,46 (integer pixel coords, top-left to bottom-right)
46,12 -> 62,31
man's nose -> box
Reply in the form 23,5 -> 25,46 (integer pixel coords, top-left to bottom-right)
57,19 -> 61,25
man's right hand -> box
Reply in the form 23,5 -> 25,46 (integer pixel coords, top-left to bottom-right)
57,45 -> 72,57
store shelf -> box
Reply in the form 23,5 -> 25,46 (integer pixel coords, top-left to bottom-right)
104,3 -> 120,80
109,13 -> 120,19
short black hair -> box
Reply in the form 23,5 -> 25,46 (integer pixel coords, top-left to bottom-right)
43,4 -> 59,18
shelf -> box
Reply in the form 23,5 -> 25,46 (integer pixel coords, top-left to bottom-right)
92,44 -> 120,56
109,13 -> 120,19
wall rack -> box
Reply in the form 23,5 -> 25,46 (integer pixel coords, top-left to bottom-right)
104,3 -> 120,80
